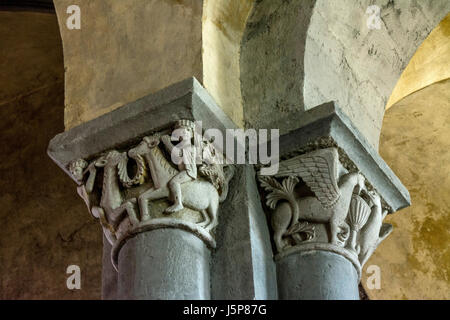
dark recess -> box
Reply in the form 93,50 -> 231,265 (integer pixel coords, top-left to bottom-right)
0,0 -> 55,12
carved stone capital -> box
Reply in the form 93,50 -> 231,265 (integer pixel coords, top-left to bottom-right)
259,148 -> 394,278
48,78 -> 237,271
68,124 -> 233,269
257,103 -> 410,280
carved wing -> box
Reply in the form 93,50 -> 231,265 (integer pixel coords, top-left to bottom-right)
275,148 -> 341,208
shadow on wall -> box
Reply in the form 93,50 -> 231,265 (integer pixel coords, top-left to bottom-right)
240,0 -> 316,132
0,10 -> 102,299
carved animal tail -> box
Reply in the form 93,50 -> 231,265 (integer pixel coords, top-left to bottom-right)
284,188 -> 300,234
219,165 -> 235,203
378,223 -> 393,244
258,176 -> 300,232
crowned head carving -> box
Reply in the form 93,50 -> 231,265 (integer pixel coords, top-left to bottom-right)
173,119 -> 195,142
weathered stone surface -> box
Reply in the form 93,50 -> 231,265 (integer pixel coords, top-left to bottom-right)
117,229 -> 211,300
241,0 -> 450,149
212,165 -> 277,300
48,77 -> 237,181
53,0 -> 203,129
0,11 -> 102,300
241,0 -> 315,133
277,251 -> 360,300
101,235 -> 117,300
275,101 -> 410,213
202,0 -> 254,127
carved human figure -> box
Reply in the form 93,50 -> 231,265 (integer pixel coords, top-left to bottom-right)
260,148 -> 366,253
128,133 -> 233,231
68,158 -> 98,214
160,120 -> 198,213
357,190 -> 393,266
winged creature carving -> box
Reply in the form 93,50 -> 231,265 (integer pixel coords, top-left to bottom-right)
259,148 -> 366,253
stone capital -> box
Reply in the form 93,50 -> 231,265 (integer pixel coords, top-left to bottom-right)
48,78 -> 236,271
258,102 -> 411,280
47,77 -> 277,299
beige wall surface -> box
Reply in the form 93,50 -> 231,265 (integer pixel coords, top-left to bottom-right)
0,11 -> 102,299
386,13 -> 450,109
202,0 -> 253,128
53,0 -> 203,130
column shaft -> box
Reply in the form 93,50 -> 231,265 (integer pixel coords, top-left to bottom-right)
277,251 -> 359,300
117,229 -> 210,299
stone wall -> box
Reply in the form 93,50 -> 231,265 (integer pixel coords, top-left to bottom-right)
364,79 -> 450,299
53,0 -> 203,130
0,11 -> 101,299
241,0 -> 450,149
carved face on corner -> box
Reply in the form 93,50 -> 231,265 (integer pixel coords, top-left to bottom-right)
68,159 -> 88,182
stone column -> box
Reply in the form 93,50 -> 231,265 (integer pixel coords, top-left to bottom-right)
102,235 -> 118,300
117,229 -> 211,299
48,77 -> 276,300
257,102 -> 410,300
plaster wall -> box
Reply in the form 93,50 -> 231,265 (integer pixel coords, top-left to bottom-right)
241,0 -> 450,149
53,0 -> 203,130
0,11 -> 101,299
202,0 -> 253,127
362,79 -> 450,299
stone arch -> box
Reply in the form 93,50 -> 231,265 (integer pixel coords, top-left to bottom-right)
240,0 -> 450,149
386,13 -> 450,110
202,0 -> 254,128
52,0 -> 203,130
240,0 -> 316,131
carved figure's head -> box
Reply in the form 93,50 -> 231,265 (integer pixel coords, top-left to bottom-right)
68,158 -> 88,181
367,190 -> 381,206
94,150 -> 125,168
128,135 -> 160,158
356,173 -> 366,194
174,120 -> 195,142
143,135 -> 161,148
